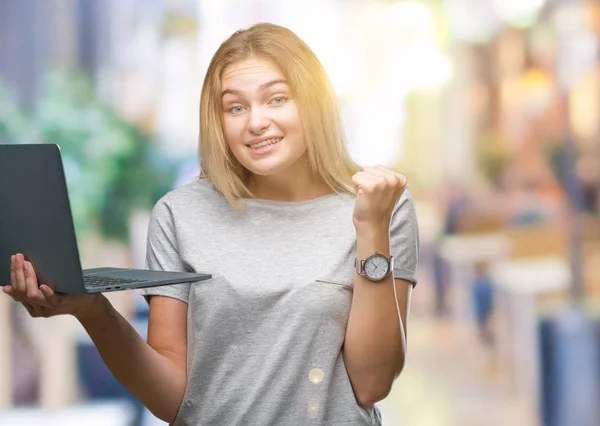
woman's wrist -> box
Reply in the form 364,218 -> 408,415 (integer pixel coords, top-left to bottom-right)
75,294 -> 112,322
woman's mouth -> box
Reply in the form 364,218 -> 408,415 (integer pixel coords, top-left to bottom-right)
248,137 -> 283,150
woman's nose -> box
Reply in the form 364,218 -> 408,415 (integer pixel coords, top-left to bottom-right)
248,107 -> 270,134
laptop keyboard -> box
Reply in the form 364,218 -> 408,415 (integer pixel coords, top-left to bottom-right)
84,275 -> 147,288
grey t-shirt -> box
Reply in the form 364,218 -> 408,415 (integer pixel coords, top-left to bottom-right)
141,178 -> 419,426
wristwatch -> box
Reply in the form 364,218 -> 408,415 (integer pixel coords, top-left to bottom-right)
355,253 -> 394,282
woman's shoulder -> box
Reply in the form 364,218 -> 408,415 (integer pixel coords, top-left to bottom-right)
170,177 -> 220,198
153,177 -> 227,212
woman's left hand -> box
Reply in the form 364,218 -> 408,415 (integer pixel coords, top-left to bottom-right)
352,166 -> 408,232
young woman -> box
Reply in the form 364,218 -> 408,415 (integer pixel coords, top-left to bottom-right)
5,23 -> 419,425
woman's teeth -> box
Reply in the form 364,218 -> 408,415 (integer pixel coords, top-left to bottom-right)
250,138 -> 282,149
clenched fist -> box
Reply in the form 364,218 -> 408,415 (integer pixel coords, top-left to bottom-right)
352,166 -> 407,232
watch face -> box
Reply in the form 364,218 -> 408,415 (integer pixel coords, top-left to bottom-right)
364,254 -> 390,281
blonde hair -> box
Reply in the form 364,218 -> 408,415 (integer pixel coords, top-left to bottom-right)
199,22 -> 360,205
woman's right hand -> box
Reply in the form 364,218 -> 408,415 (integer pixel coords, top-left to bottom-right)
2,253 -> 107,320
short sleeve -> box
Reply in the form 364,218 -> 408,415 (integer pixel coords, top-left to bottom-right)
140,194 -> 191,304
391,189 -> 419,286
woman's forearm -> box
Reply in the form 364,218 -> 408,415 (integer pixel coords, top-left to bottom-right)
77,297 -> 186,423
344,225 -> 410,405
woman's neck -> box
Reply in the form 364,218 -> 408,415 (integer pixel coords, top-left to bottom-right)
247,168 -> 332,202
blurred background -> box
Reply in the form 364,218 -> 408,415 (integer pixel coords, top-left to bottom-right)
1,0 -> 600,425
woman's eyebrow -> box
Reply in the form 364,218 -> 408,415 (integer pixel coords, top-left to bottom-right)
221,79 -> 288,98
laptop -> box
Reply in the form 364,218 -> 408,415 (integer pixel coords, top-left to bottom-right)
0,143 -> 211,294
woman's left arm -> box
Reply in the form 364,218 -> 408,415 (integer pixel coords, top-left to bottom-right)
344,166 -> 418,406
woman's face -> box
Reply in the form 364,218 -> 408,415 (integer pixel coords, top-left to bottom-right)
220,57 -> 306,178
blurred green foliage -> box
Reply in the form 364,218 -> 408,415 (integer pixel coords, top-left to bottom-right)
0,71 -> 179,242
0,83 -> 27,144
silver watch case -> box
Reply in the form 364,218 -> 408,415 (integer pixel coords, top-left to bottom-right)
354,253 -> 394,282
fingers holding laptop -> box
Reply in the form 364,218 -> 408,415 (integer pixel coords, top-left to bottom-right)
3,253 -> 99,319
4,253 -> 54,316
4,254 -> 50,305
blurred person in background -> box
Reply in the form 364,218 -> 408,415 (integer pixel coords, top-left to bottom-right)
471,261 -> 494,346
432,180 -> 468,317
4,23 -> 419,425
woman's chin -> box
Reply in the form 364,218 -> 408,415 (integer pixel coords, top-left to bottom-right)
243,157 -> 290,177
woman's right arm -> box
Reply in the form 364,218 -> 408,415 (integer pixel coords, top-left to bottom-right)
78,294 -> 188,423
80,194 -> 191,421
3,194 -> 190,422
4,253 -> 188,423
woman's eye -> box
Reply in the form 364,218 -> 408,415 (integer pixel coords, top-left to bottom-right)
229,105 -> 244,114
270,96 -> 287,105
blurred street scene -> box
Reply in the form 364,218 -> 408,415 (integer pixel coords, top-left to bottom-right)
1,1 -> 600,425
